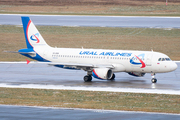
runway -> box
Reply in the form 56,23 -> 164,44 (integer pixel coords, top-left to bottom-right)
0,14 -> 180,28
1,14 -> 180,119
0,105 -> 179,120
0,62 -> 179,95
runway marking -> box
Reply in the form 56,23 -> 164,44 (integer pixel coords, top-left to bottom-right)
0,83 -> 180,95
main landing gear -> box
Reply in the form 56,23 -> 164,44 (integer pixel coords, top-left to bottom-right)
84,75 -> 92,82
151,73 -> 157,83
83,73 -> 116,82
84,71 -> 92,82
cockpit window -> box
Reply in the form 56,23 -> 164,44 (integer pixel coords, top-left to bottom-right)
158,58 -> 171,61
165,58 -> 171,61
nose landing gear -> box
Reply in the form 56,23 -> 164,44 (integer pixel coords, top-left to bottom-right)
151,73 -> 157,83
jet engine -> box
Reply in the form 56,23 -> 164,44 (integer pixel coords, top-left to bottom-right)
92,68 -> 113,80
128,72 -> 146,77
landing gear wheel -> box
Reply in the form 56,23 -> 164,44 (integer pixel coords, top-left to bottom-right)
151,78 -> 157,83
110,74 -> 115,80
151,73 -> 157,83
84,75 -> 92,82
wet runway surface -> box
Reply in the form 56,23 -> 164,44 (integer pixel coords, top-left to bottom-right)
0,105 -> 179,120
1,14 -> 180,28
0,62 -> 179,90
0,62 -> 179,119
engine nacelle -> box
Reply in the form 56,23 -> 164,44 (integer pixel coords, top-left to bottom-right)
128,72 -> 146,77
92,68 -> 113,80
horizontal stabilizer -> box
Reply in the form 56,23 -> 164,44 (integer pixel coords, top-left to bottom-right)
4,51 -> 19,53
18,48 -> 36,57
4,50 -> 36,58
18,51 -> 36,55
4,50 -> 35,55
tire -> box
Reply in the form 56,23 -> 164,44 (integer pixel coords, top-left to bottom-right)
84,75 -> 92,82
151,78 -> 157,83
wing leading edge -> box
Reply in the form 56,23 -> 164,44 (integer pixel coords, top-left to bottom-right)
49,62 -> 114,70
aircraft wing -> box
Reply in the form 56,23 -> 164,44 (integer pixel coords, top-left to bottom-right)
48,62 -> 114,70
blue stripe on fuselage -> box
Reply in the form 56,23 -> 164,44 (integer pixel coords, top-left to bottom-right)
21,17 -> 33,49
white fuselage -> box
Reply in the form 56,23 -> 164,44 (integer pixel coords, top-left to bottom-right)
34,47 -> 177,73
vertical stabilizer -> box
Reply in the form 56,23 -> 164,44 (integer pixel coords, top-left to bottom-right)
21,16 -> 49,49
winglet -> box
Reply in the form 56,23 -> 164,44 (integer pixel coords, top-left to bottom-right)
26,59 -> 30,64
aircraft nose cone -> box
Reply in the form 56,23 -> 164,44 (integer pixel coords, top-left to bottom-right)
171,62 -> 178,71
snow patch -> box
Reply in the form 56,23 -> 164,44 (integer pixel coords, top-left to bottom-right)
0,83 -> 180,95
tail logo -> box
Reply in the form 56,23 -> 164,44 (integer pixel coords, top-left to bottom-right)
130,53 -> 146,68
30,33 -> 40,43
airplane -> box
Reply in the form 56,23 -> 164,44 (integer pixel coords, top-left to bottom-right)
18,16 -> 178,83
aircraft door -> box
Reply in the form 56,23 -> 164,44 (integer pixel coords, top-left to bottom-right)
146,53 -> 153,66
43,49 -> 50,60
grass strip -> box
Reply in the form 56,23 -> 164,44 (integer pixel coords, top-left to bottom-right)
0,87 -> 179,114
1,11 -> 180,17
1,4 -> 180,17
